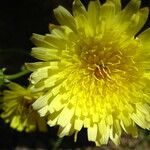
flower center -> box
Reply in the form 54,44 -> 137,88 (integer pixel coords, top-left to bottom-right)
75,34 -> 140,82
21,96 -> 34,110
94,65 -> 111,80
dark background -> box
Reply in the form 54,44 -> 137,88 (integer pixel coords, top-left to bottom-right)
0,0 -> 150,149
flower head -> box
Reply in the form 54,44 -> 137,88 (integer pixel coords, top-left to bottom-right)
1,82 -> 47,132
27,0 -> 150,145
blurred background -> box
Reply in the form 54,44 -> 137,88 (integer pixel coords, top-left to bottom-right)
0,0 -> 150,149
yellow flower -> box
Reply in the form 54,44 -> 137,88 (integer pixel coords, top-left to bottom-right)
27,0 -> 150,146
1,82 -> 47,132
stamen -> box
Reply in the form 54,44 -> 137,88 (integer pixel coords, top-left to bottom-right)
115,55 -> 122,60
93,72 -> 100,81
105,66 -> 111,74
101,60 -> 105,67
88,66 -> 94,71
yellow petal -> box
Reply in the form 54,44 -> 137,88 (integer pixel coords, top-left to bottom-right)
49,24 -> 71,37
47,112 -> 59,126
49,94 -> 66,112
57,107 -> 74,127
131,110 -> 150,129
74,118 -> 83,131
88,124 -> 97,142
110,127 -> 120,145
122,0 -> 141,17
10,116 -> 20,128
31,47 -> 60,61
26,62 -> 51,71
29,62 -> 60,84
54,6 -> 77,32
75,14 -> 90,36
31,33 -> 55,48
115,0 -> 141,30
32,93 -> 51,110
98,119 -> 110,144
113,119 -> 121,137
73,0 -> 87,17
7,82 -> 25,91
44,34 -> 67,49
84,118 -> 91,128
88,0 -> 101,34
136,103 -> 150,116
126,7 -> 149,36
42,71 -> 67,89
38,105 -> 48,117
138,28 -> 150,49
99,1 -> 115,27
58,123 -> 72,137
107,0 -> 121,13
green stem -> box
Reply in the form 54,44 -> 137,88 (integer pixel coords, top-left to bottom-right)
52,138 -> 63,150
5,69 -> 31,80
